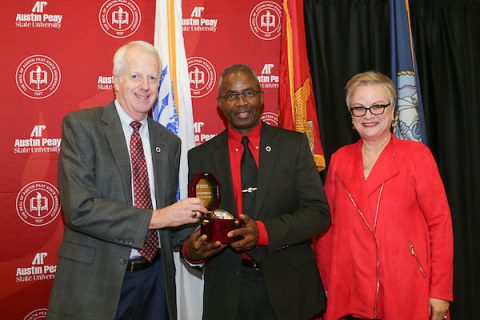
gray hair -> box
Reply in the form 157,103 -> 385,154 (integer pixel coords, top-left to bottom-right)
112,40 -> 161,77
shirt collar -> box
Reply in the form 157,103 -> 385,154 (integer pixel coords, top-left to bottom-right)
115,100 -> 148,132
227,122 -> 262,148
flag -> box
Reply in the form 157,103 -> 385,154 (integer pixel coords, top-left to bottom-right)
389,0 -> 427,143
154,1 -> 203,319
154,0 -> 195,198
279,0 -> 325,170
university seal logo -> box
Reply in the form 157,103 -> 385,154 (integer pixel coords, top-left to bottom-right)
16,181 -> 60,227
23,308 -> 47,320
249,1 -> 282,41
187,57 -> 216,98
99,0 -> 141,38
261,112 -> 279,126
16,55 -> 61,99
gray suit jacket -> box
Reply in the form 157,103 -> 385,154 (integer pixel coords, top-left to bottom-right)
188,123 -> 330,320
48,103 -> 182,320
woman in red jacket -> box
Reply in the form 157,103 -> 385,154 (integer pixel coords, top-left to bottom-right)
315,71 -> 453,320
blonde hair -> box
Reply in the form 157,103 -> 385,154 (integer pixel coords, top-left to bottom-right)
345,71 -> 396,108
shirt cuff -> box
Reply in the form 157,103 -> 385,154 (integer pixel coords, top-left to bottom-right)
256,221 -> 269,246
180,242 -> 204,267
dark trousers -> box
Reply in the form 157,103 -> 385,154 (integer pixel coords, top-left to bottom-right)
236,266 -> 277,320
114,255 -> 169,320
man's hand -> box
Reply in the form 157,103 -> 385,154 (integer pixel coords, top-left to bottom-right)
150,197 -> 207,229
429,297 -> 449,320
228,214 -> 259,251
184,228 -> 226,261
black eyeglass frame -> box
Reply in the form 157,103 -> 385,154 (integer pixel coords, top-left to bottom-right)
218,90 -> 261,102
349,103 -> 391,117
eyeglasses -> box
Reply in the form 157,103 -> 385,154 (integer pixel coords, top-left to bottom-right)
219,90 -> 260,102
349,103 -> 391,117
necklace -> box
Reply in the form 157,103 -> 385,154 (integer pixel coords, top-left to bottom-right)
362,137 -> 390,180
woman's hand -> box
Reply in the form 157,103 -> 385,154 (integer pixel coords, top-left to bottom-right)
429,297 -> 449,320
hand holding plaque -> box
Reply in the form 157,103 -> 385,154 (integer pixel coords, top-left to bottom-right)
188,172 -> 241,243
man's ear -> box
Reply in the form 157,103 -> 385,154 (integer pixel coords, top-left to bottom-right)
113,75 -> 120,92
217,98 -> 224,113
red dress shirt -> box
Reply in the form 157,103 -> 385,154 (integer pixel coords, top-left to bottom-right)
227,123 -> 268,246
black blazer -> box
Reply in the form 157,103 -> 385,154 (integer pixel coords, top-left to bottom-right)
188,123 -> 330,320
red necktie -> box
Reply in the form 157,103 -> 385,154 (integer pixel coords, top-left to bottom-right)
130,121 -> 159,262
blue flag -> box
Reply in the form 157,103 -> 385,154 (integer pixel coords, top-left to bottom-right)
389,0 -> 427,143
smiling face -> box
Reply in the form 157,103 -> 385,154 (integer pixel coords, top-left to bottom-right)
218,70 -> 264,135
113,46 -> 160,121
349,83 -> 394,142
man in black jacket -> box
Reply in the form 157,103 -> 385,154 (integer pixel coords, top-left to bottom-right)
184,64 -> 330,320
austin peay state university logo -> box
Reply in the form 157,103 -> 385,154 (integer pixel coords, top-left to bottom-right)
187,57 -> 216,98
258,63 -> 280,89
16,55 -> 61,99
16,181 -> 60,227
183,6 -> 218,32
16,252 -> 56,283
15,1 -> 64,29
99,0 -> 141,38
13,124 -> 61,154
249,1 -> 282,41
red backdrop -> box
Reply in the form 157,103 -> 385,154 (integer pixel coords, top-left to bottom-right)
0,0 -> 281,318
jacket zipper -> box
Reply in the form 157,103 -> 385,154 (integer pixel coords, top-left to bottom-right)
338,175 -> 384,319
408,241 -> 427,278
373,234 -> 380,319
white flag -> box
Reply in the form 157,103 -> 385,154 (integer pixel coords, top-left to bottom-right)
154,0 -> 203,319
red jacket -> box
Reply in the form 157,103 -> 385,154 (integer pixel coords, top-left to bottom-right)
315,135 -> 453,319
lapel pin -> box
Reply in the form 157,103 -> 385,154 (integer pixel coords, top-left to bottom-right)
265,146 -> 271,152
155,147 -> 161,153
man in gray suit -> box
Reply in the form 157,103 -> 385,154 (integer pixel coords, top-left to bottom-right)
183,64 -> 330,320
47,41 -> 206,320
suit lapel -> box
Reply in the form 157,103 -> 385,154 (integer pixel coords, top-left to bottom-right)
364,136 -> 400,196
102,103 -> 132,204
335,140 -> 372,219
147,118 -> 168,208
336,137 -> 400,221
256,124 -> 277,218
148,118 -> 169,247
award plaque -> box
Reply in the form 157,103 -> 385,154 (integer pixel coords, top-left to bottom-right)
188,172 -> 221,210
188,172 -> 241,243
